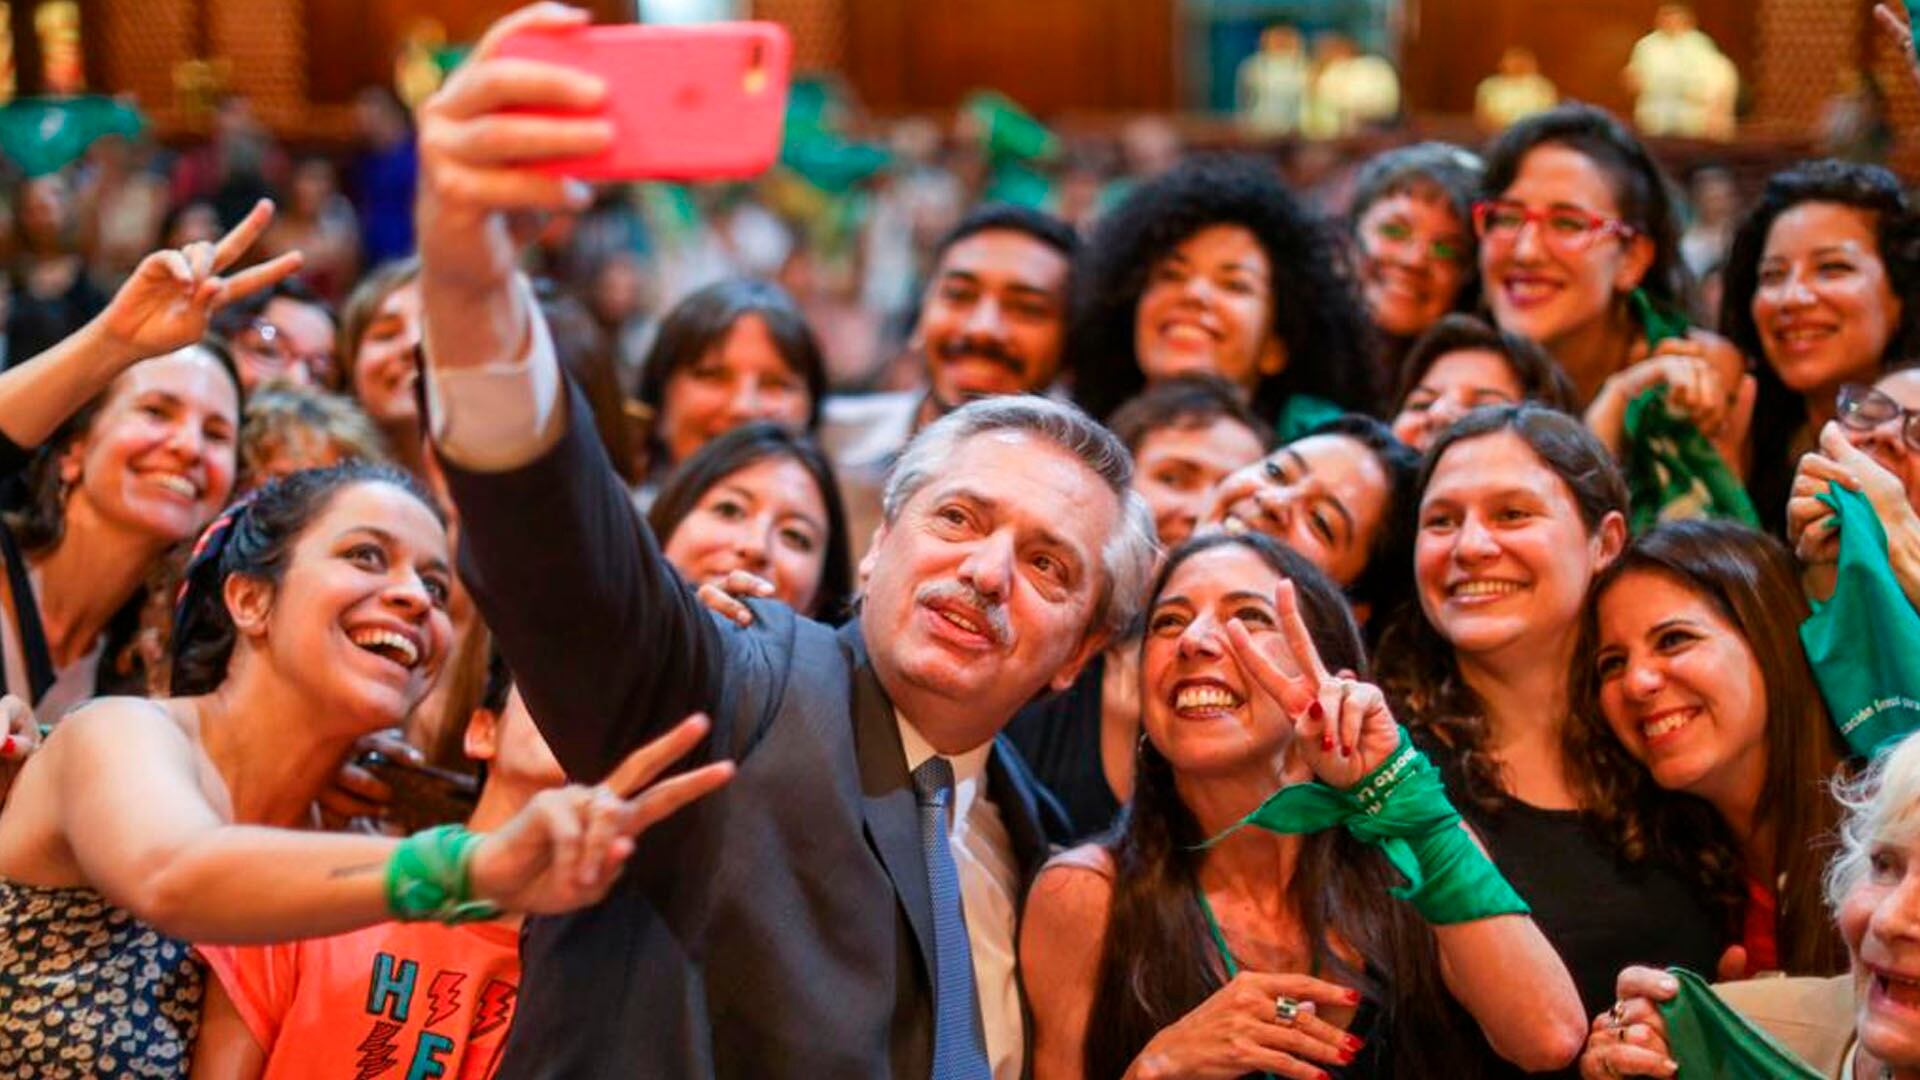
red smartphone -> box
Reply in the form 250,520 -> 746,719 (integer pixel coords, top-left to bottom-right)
494,22 -> 791,182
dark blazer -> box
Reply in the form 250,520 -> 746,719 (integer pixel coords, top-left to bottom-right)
439,385 -> 1067,1079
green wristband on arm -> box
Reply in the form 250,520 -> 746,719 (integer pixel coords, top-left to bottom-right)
385,824 -> 502,924
1222,729 -> 1530,925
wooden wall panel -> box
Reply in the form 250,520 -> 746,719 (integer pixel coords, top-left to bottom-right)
845,0 -> 1174,114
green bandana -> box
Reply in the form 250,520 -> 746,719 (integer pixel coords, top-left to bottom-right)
1656,968 -> 1824,1078
1800,484 -> 1920,757
1621,291 -> 1760,533
1228,730 -> 1529,925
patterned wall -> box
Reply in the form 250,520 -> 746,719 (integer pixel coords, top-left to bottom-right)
750,0 -> 842,72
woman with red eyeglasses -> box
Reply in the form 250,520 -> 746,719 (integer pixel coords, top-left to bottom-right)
1474,103 -> 1751,470
1723,160 -> 1920,534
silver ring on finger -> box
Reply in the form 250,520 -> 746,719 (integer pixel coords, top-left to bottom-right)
1608,999 -> 1627,1032
1273,995 -> 1301,1026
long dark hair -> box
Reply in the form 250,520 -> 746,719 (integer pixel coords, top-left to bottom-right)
1069,155 -> 1375,425
1569,520 -> 1848,975
1720,160 -> 1920,534
631,278 -> 827,467
1481,103 -> 1689,312
1303,414 -> 1420,628
646,423 -> 853,623
169,462 -> 444,696
1375,404 -> 1626,812
1088,532 -> 1470,1080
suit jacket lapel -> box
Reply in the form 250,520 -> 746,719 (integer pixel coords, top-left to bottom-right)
843,620 -> 937,983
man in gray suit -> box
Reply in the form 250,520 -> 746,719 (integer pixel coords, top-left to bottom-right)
411,6 -> 1158,1077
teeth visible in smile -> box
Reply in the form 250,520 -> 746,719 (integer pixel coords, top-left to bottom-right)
1504,279 -> 1557,302
1643,709 -> 1697,739
1879,973 -> 1920,1007
148,473 -> 198,498
1776,326 -> 1834,345
1163,323 -> 1215,344
349,628 -> 420,668
937,608 -> 983,635
1450,580 -> 1522,598
1174,685 -> 1242,711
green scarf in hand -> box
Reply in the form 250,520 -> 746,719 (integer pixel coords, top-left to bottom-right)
1800,484 -> 1920,757
1656,968 -> 1823,1078
1621,291 -> 1760,533
1225,731 -> 1528,925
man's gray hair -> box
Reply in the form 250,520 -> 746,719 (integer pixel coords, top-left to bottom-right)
882,395 -> 1159,639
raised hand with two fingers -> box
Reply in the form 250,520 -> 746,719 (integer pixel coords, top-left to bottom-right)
96,199 -> 304,364
467,712 -> 733,913
1221,577 -> 1401,789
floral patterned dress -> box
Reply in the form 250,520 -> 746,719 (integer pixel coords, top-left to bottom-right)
0,879 -> 204,1077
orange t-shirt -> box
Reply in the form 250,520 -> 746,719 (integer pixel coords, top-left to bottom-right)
199,920 -> 521,1080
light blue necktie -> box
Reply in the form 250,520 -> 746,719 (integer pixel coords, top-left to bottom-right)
912,757 -> 992,1080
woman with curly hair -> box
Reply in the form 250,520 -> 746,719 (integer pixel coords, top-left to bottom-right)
1069,156 -> 1375,438
1374,404 -> 1727,1025
1573,519 -> 1848,979
1720,159 -> 1920,532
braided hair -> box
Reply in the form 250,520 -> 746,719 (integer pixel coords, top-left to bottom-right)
169,462 -> 443,696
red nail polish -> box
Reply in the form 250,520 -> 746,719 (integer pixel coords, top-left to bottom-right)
1347,989 -> 1363,1004
1321,735 -> 1334,752
1341,745 -> 1351,758
0,735 -> 16,757
1309,701 -> 1324,720
1346,1035 -> 1366,1052
1338,1049 -> 1355,1065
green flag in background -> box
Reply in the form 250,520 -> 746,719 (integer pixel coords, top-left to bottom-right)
962,90 -> 1058,209
0,96 -> 143,178
1800,484 -> 1920,757
1621,290 -> 1760,532
1656,969 -> 1823,1079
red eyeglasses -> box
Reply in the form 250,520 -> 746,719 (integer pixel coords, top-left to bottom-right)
1471,199 -> 1638,254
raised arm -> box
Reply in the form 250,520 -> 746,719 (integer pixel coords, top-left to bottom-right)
41,700 -> 728,943
414,3 -> 732,780
0,200 -> 299,455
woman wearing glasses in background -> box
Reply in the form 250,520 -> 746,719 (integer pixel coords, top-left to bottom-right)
1473,103 -> 1751,471
1788,368 -> 1920,611
1345,142 -> 1485,390
1722,160 -> 1920,533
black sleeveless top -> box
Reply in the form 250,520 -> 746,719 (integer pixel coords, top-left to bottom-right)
1435,753 -> 1727,1078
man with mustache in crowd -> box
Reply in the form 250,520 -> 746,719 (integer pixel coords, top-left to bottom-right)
410,5 -> 1157,1077
820,204 -> 1079,561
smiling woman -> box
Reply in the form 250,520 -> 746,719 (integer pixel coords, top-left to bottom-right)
1571,519 -> 1848,979
1069,156 -> 1374,436
0,462 -> 733,1075
1375,404 -> 1730,1024
2,343 -> 241,721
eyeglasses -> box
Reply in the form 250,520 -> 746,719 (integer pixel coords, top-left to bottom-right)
236,319 -> 330,386
1363,219 -> 1469,266
1471,199 -> 1638,254
1837,383 -> 1920,452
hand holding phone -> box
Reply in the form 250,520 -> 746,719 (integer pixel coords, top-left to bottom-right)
494,22 -> 791,181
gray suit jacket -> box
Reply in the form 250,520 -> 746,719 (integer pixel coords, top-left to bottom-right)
440,384 -> 1066,1078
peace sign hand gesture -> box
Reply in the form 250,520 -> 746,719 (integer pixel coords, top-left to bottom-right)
95,199 -> 303,364
1222,578 -> 1401,790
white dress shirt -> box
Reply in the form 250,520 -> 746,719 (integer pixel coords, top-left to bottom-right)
425,291 -> 1027,1076
896,718 -> 1023,1080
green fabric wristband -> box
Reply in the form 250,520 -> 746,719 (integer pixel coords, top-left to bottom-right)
385,824 -> 502,924
1230,728 -> 1530,925
1655,968 -> 1823,1078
